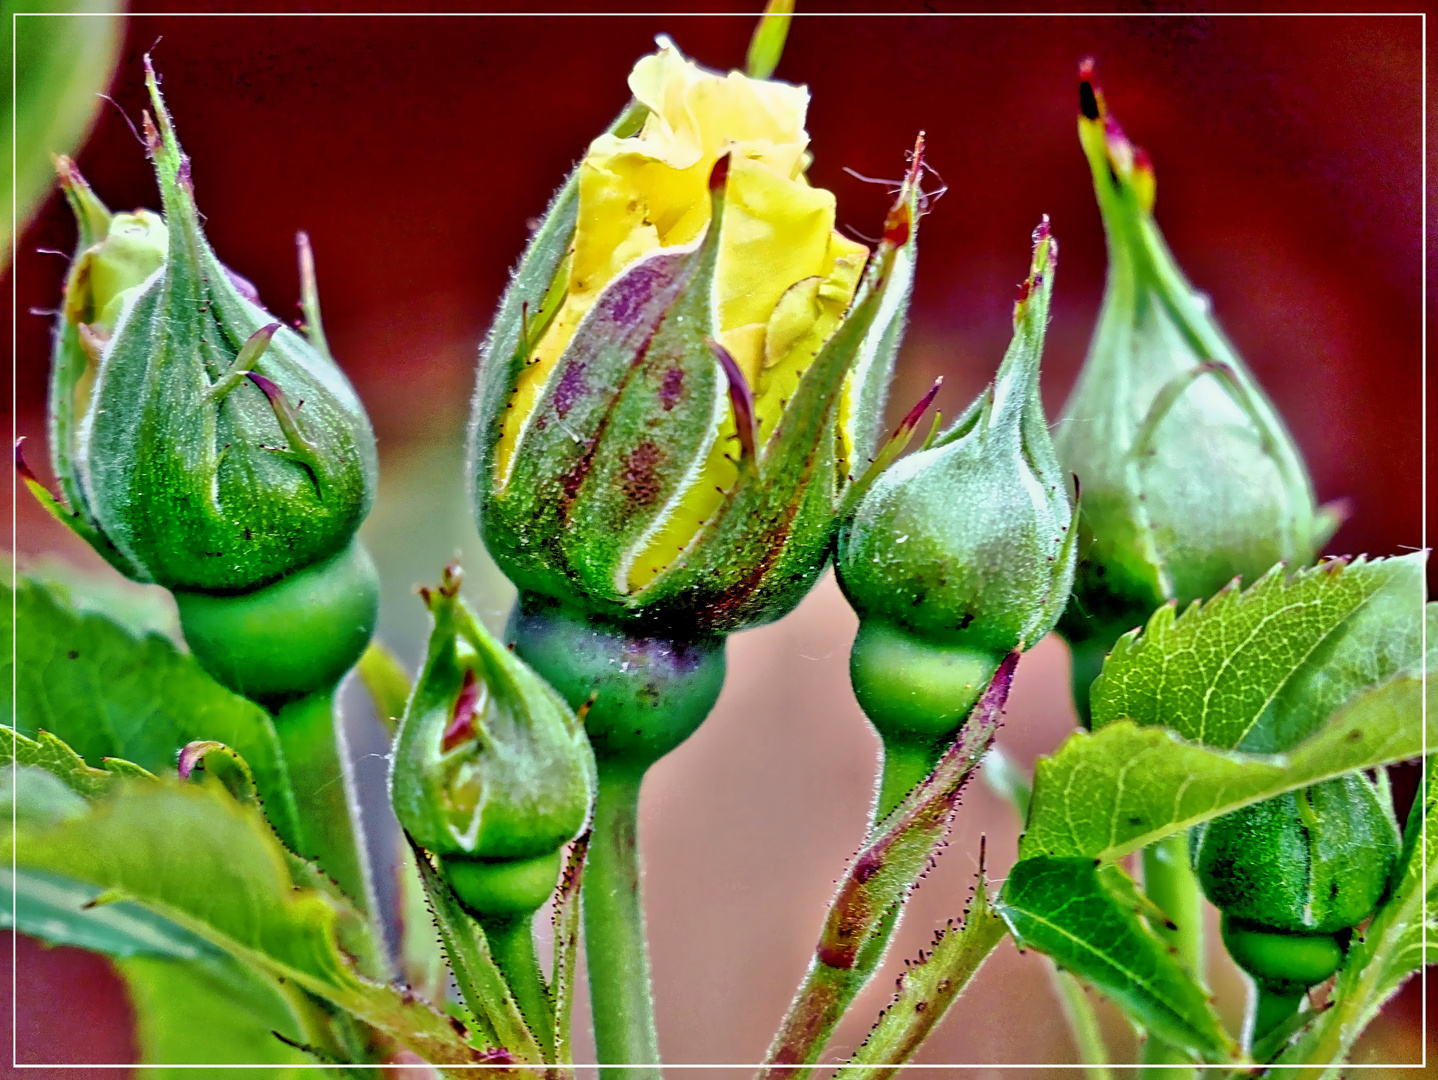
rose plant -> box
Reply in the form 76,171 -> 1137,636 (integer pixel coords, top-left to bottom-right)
5,8 -> 1430,1077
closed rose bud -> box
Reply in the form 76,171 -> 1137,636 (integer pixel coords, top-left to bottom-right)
390,565 -> 595,918
836,222 -> 1075,804
1056,64 -> 1337,717
1194,773 -> 1398,1038
26,61 -> 382,707
57,59 -> 378,599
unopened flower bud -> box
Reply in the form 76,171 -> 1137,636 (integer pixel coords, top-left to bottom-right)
1056,63 -> 1335,714
471,38 -> 925,642
836,223 -> 1076,745
51,59 -> 377,597
391,566 -> 595,918
1195,774 -> 1398,997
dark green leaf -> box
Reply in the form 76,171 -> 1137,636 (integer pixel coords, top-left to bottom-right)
5,576 -> 300,846
996,857 -> 1237,1064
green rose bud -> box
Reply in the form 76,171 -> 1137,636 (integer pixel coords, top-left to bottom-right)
1194,774 -> 1399,998
836,222 -> 1076,755
391,565 -> 596,918
47,58 -> 377,598
1055,62 -> 1337,716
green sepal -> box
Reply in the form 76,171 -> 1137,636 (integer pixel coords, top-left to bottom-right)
77,58 -> 376,593
389,565 -> 595,862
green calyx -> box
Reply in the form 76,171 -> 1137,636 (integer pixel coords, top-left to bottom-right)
1056,66 -> 1331,667
837,222 -> 1075,741
47,58 -> 376,594
472,145 -> 926,639
174,539 -> 380,707
1193,773 -> 1398,940
1219,916 -> 1346,996
506,592 -> 726,773
391,566 -> 595,911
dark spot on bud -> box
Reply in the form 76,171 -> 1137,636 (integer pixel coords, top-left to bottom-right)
67,650 -> 79,660
1079,80 -> 1100,121
623,440 -> 665,509
958,613 -> 974,630
659,366 -> 685,411
1127,816 -> 1142,826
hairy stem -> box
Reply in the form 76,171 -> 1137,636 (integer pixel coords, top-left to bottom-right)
584,764 -> 661,1079
480,914 -> 554,1060
275,690 -> 373,913
1140,833 -> 1204,1077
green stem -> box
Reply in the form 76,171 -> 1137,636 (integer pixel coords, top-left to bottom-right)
876,738 -> 942,821
1251,984 -> 1304,1046
275,690 -> 372,913
1049,965 -> 1114,1080
480,913 -> 554,1059
584,764 -> 660,1080
1140,834 -> 1204,1078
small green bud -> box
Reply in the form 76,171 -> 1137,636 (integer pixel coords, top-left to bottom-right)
1194,774 -> 1398,937
836,222 -> 1076,738
1056,63 -> 1333,698
391,566 -> 595,918
49,59 -> 376,595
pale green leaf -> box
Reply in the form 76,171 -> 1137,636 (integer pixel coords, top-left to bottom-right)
1020,672 -> 1428,863
6,777 -> 493,1066
1090,554 -> 1424,751
119,953 -> 325,1076
4,577 -> 301,847
1,725 -> 151,798
996,858 -> 1237,1064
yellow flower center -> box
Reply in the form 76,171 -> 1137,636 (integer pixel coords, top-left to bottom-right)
493,39 -> 868,593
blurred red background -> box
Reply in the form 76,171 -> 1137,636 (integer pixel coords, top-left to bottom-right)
5,4 -> 1429,1074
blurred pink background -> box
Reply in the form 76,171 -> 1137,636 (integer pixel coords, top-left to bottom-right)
5,5 -> 1429,1073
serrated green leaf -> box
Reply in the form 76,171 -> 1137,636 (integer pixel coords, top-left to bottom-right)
5,777 -> 492,1066
1020,672 -> 1427,863
1090,554 -> 1424,751
845,869 -> 1008,1074
996,857 -> 1237,1064
1,725 -> 141,797
119,953 -> 325,1076
5,577 -> 301,848
1273,754 -> 1437,1074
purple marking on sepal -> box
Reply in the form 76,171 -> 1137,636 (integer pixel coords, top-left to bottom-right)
897,377 -> 943,439
14,437 -> 40,485
248,372 -> 282,402
176,741 -> 217,781
710,339 -> 757,467
659,366 -> 685,411
709,151 -> 730,193
552,360 -> 588,419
